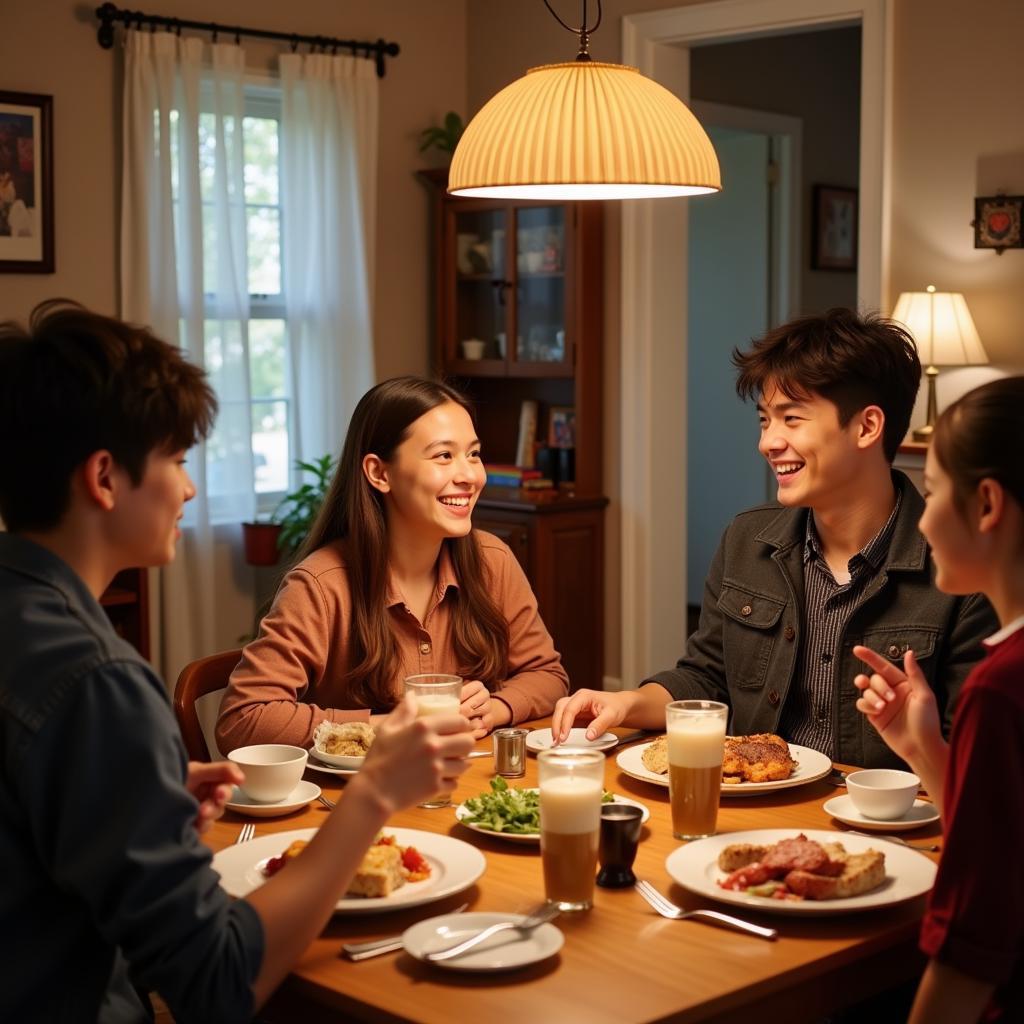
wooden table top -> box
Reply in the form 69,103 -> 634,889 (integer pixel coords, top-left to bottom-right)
205,725 -> 942,1024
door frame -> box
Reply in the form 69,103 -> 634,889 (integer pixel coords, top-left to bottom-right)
617,0 -> 893,686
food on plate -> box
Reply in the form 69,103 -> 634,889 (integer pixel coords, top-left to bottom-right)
640,732 -> 797,784
261,833 -> 430,896
314,721 -> 375,758
721,733 -> 797,784
717,833 -> 885,901
461,776 -> 615,835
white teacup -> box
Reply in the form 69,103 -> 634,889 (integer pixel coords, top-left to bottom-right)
461,338 -> 486,360
227,744 -> 308,803
845,768 -> 920,820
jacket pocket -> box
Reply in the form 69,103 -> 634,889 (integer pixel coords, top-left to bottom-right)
718,584 -> 785,691
852,626 -> 940,667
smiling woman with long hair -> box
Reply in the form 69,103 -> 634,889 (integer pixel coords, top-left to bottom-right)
216,377 -> 568,750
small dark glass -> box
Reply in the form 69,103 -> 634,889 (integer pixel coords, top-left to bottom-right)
596,804 -> 643,888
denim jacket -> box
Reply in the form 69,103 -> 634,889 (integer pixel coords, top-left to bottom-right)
648,472 -> 997,769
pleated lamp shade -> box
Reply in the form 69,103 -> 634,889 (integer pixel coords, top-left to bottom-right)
891,287 -> 988,367
448,61 -> 721,200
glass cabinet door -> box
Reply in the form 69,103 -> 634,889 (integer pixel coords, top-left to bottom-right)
453,207 -> 508,363
514,206 -> 567,368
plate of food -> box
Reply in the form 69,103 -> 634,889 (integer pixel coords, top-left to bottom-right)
309,721 -> 375,768
212,827 -> 486,914
616,733 -> 832,795
454,777 -> 649,843
666,829 -> 936,916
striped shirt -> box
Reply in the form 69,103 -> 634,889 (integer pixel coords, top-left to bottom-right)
779,492 -> 902,755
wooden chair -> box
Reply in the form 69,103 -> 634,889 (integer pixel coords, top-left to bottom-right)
173,649 -> 242,761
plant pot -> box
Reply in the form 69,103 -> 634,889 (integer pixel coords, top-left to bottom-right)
242,522 -> 282,566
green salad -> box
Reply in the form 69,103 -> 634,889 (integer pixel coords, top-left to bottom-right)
461,777 -> 614,834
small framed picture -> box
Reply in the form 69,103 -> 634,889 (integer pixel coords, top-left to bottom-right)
0,91 -> 54,273
812,185 -> 857,271
973,194 -> 1023,253
548,406 -> 576,449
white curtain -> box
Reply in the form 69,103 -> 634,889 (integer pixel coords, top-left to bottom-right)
279,53 -> 377,463
121,31 -> 254,682
120,34 -> 379,684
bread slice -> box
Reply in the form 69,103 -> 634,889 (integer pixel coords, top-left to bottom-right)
346,842 -> 405,898
717,843 -> 770,872
641,735 -> 668,775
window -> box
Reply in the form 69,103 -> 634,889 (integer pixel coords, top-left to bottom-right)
168,83 -> 291,515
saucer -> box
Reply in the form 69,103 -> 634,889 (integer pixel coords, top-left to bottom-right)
823,793 -> 939,832
525,728 -> 618,753
402,912 -> 563,972
226,780 -> 321,817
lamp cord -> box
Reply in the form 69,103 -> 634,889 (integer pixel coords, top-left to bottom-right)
542,0 -> 603,60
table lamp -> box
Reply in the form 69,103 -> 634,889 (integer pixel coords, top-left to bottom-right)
891,285 -> 988,442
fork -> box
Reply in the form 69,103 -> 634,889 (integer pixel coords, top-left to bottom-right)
235,823 -> 255,844
341,902 -> 470,961
842,829 -> 939,852
318,794 -> 336,810
634,880 -> 778,940
424,901 -> 560,962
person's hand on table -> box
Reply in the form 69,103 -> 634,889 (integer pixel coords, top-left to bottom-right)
551,688 -> 631,744
359,694 -> 474,810
187,760 -> 244,835
459,679 -> 509,738
853,645 -> 942,764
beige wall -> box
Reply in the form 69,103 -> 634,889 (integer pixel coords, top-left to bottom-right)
468,0 -> 1024,683
0,0 -> 466,659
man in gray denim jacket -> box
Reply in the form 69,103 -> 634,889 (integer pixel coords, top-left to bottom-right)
552,308 -> 996,768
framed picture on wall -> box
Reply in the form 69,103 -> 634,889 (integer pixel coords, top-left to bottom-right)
548,406 -> 576,449
973,194 -> 1023,254
811,184 -> 857,271
0,91 -> 54,273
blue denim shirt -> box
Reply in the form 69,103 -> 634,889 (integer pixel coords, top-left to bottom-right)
0,535 -> 263,1023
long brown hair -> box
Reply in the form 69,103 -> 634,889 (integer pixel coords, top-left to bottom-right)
932,376 -> 1024,518
296,377 -> 510,707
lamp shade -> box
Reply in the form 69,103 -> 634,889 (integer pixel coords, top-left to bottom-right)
448,61 -> 721,200
891,287 -> 988,367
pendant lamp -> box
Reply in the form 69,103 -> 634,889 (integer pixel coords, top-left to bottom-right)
448,1 -> 721,200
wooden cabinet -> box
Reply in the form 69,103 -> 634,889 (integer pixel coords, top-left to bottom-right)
101,567 -> 150,660
420,170 -> 607,689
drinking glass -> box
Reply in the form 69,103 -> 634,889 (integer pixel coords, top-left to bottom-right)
404,673 -> 462,808
665,700 -> 728,840
538,747 -> 605,911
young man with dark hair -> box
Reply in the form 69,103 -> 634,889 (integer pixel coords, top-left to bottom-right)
0,301 -> 473,1023
553,307 -> 996,769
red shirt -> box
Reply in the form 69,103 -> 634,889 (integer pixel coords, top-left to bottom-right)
919,622 -> 1024,1020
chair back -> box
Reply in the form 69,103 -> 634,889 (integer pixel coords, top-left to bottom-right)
173,649 -> 242,761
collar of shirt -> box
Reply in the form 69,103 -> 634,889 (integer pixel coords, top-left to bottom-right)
385,542 -> 460,612
804,488 -> 903,577
983,613 -> 1024,647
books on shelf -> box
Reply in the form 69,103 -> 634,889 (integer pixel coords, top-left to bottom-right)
485,464 -> 555,490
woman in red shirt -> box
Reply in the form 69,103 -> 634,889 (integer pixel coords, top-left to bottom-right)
854,376 -> 1024,1022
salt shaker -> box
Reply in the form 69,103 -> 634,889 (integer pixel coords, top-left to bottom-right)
493,728 -> 528,777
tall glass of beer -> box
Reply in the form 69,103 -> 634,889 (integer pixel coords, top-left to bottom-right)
666,700 -> 728,840
404,673 -> 462,808
538,747 -> 605,911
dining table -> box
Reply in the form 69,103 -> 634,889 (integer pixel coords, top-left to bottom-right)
203,722 -> 943,1024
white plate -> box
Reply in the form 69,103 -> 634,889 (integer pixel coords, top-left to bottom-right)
305,759 -> 359,778
403,911 -> 563,971
666,828 -> 936,916
225,780 -> 321,818
454,791 -> 650,844
213,827 -> 486,914
616,741 -> 833,795
823,794 -> 940,832
526,728 -> 618,753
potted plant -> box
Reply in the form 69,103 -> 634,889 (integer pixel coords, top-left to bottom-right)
419,111 -> 464,158
242,453 -> 336,566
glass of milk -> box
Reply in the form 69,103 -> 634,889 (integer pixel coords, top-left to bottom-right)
404,674 -> 463,808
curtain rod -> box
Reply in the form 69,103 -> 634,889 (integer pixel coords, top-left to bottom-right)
94,3 -> 401,78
